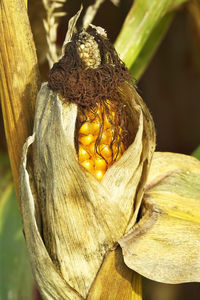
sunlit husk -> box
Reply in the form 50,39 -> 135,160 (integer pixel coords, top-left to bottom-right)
120,152 -> 200,284
0,0 -> 39,202
87,247 -> 142,300
20,80 -> 155,298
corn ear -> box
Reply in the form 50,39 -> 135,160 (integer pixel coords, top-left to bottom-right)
19,13 -> 155,298
20,77 -> 155,298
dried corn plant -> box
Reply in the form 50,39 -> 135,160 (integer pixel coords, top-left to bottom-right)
42,0 -> 67,67
1,0 -> 200,300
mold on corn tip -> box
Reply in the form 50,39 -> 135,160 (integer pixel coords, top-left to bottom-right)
77,31 -> 101,68
48,26 -> 131,107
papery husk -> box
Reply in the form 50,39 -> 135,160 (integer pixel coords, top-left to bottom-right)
20,134 -> 83,300
87,247 -> 142,300
119,152 -> 200,284
20,79 -> 155,299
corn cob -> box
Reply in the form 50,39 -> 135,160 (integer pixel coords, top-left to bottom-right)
78,101 -> 125,180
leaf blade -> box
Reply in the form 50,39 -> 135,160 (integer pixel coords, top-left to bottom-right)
115,0 -> 188,78
120,152 -> 200,284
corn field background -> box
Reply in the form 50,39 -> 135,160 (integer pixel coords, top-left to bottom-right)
0,0 -> 200,299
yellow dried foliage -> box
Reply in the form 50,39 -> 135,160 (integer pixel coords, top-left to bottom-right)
120,152 -> 200,284
0,0 -> 39,200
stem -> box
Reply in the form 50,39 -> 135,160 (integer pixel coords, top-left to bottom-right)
0,0 -> 40,205
115,0 -> 188,70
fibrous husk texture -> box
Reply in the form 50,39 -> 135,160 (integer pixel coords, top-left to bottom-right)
120,152 -> 200,284
20,80 -> 155,299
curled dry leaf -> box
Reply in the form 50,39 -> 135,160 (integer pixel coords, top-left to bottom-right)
120,152 -> 200,284
20,134 -> 83,300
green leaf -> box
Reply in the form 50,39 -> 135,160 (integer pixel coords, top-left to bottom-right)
192,145 -> 200,160
0,153 -> 33,300
130,11 -> 174,80
115,0 -> 188,79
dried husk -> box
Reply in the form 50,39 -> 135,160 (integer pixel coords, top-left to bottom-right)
87,247 -> 142,300
0,0 -> 39,201
120,152 -> 200,284
20,134 -> 83,300
20,79 -> 155,299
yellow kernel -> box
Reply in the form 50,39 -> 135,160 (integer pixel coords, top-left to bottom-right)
106,99 -> 112,106
98,131 -> 111,145
87,110 -> 95,121
88,142 -> 95,154
105,128 -> 115,144
112,143 -> 118,155
79,122 -> 92,135
97,107 -> 103,116
87,106 -> 102,121
100,132 -> 107,143
94,157 -> 107,171
113,140 -> 124,152
107,127 -> 115,135
80,159 -> 94,172
94,170 -> 105,181
78,147 -> 90,162
120,143 -> 125,153
99,144 -> 112,159
106,100 -> 115,112
78,100 -> 127,181
115,151 -> 122,161
91,121 -> 101,133
111,111 -> 116,119
104,115 -> 112,129
79,134 -> 94,146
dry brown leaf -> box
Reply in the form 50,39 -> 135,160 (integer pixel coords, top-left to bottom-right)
0,0 -> 40,200
120,152 -> 200,284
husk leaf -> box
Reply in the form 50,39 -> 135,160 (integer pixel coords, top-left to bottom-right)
20,135 -> 83,300
87,247 -> 142,300
20,79 -> 155,298
119,152 -> 200,284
